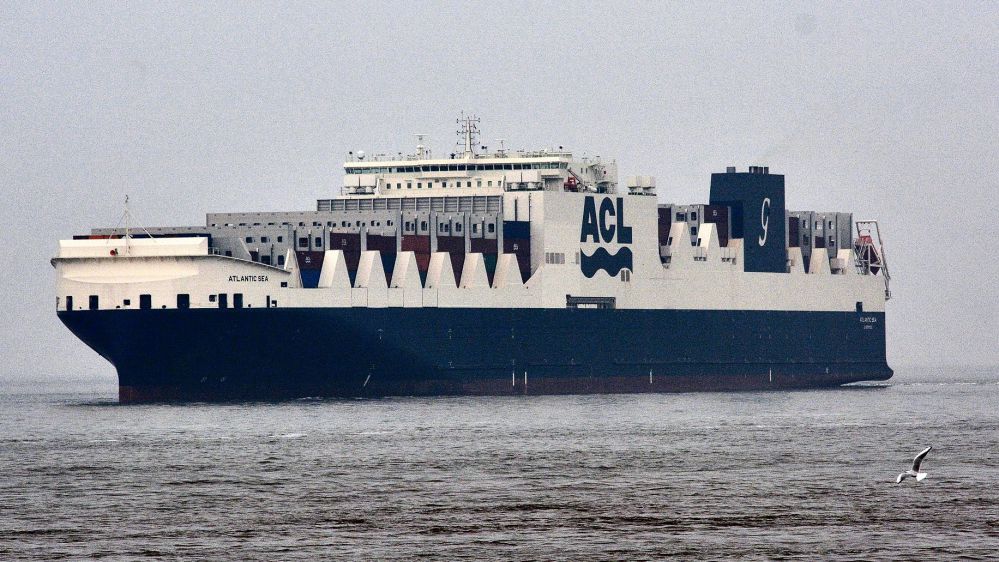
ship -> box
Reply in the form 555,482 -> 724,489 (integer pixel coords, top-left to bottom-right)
53,116 -> 893,402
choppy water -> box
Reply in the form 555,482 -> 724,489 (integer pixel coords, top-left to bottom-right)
1,368 -> 997,560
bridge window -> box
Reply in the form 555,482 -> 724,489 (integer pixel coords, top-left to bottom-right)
140,294 -> 151,309
277,255 -> 285,266
315,237 -> 322,247
298,237 -> 308,247
245,237 -> 254,243
488,224 -> 495,233
277,236 -> 284,243
261,236 -> 269,243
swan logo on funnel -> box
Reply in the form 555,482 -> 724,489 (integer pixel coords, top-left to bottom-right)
579,196 -> 633,278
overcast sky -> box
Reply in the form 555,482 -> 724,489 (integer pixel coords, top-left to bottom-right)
2,1 -> 996,385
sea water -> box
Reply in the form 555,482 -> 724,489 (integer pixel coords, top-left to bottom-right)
1,367 -> 996,560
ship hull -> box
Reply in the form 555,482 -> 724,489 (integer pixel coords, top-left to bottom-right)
57,307 -> 892,403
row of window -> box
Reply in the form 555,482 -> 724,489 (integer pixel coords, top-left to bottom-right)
66,294 -> 181,311
403,221 -> 496,234
385,180 -> 496,190
346,161 -> 568,174
799,218 -> 837,230
297,236 -> 323,248
248,253 -> 285,266
243,220 -> 399,245
65,292 -> 290,311
802,235 -> 836,247
247,236 -> 284,244
545,252 -> 566,265
675,212 -> 698,222
221,219 -> 396,228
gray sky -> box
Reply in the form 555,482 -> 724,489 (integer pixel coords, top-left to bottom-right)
2,1 -> 997,384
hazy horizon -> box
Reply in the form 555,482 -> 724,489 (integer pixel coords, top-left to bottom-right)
3,2 -> 997,383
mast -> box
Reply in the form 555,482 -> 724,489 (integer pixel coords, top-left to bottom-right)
456,113 -> 480,158
124,195 -> 130,255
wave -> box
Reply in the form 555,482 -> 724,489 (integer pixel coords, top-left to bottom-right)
580,246 -> 633,278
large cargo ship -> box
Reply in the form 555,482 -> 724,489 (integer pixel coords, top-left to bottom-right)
53,117 -> 893,402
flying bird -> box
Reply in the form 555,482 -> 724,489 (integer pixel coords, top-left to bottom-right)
895,446 -> 932,484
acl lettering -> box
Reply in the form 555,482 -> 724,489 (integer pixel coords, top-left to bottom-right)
580,197 -> 633,244
579,196 -> 634,278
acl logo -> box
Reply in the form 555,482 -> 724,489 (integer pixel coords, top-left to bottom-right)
758,197 -> 771,247
579,196 -> 633,278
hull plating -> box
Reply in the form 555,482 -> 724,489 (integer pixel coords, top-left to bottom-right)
58,307 -> 892,402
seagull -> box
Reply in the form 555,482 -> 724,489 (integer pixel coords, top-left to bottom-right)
895,446 -> 932,484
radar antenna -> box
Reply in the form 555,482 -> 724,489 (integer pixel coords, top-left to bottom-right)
456,113 -> 480,158
414,134 -> 429,159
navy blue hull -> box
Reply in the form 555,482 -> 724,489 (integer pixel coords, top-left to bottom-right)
57,307 -> 892,402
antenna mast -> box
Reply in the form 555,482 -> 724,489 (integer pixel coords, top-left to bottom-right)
124,195 -> 130,255
110,195 -> 154,256
456,113 -> 480,158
